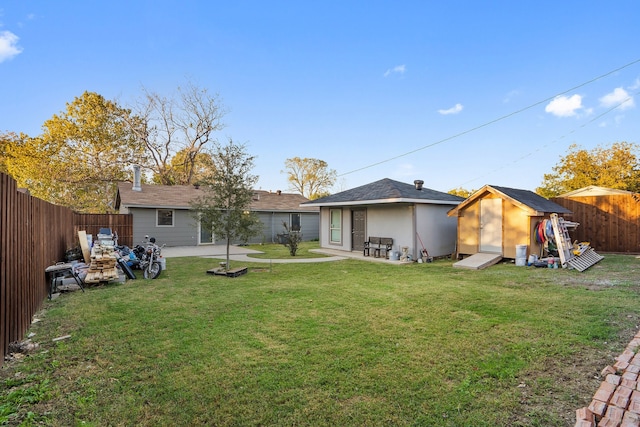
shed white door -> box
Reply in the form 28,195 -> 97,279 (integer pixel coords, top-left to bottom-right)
480,198 -> 502,253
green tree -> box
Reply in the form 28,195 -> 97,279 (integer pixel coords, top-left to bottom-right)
190,139 -> 262,270
5,92 -> 144,212
152,148 -> 216,185
448,187 -> 475,198
536,142 -> 640,197
128,80 -> 226,185
282,157 -> 336,199
0,131 -> 19,174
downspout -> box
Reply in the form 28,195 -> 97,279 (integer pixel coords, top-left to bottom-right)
412,204 -> 417,260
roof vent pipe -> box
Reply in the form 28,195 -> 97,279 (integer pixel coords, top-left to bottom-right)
132,165 -> 142,191
414,180 -> 424,191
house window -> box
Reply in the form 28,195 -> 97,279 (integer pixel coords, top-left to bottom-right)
330,209 -> 341,243
290,213 -> 301,231
157,209 -> 174,227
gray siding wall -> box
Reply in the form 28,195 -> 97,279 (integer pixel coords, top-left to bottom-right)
130,207 -> 199,247
130,207 -> 318,247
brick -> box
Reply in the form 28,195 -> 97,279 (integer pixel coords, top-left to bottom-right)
611,389 -> 631,410
605,405 -> 626,422
624,371 -> 640,381
598,416 -> 621,426
577,406 -> 595,422
631,390 -> 640,402
622,378 -> 638,389
573,420 -> 595,427
621,410 -> 640,427
629,398 -> 640,414
603,366 -> 619,377
595,381 -> 618,403
619,350 -> 636,364
628,364 -> 640,374
616,360 -> 631,372
608,374 -> 623,385
589,399 -> 608,417
619,387 -> 635,399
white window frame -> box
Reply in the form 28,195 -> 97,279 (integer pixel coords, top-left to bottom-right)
156,209 -> 175,227
329,208 -> 342,244
290,213 -> 301,231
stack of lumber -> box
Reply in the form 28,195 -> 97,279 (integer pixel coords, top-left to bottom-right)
85,244 -> 119,283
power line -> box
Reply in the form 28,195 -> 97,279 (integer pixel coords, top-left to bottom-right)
338,57 -> 640,178
456,91 -> 639,188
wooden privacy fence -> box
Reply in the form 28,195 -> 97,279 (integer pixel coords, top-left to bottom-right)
552,194 -> 640,253
74,213 -> 133,247
0,172 -> 132,366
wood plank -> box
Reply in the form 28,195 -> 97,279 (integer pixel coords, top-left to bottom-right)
78,230 -> 91,263
453,253 -> 503,270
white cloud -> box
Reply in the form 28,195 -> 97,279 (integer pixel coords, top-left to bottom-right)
544,94 -> 583,117
0,31 -> 23,63
599,87 -> 635,110
384,64 -> 406,77
503,89 -> 520,103
437,103 -> 463,115
629,78 -> 640,90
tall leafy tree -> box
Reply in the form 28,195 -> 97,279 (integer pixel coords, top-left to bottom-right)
128,80 -> 226,185
536,142 -> 640,197
5,92 -> 144,212
0,131 -> 19,174
190,139 -> 262,270
152,148 -> 216,185
282,157 -> 336,199
448,187 -> 475,198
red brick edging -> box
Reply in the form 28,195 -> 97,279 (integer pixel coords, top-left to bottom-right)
576,331 -> 640,426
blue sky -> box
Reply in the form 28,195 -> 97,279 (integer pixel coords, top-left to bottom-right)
1,1 -> 639,194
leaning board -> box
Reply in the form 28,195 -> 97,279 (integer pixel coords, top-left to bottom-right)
78,230 -> 91,264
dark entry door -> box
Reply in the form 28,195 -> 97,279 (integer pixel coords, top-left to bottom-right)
352,209 -> 366,251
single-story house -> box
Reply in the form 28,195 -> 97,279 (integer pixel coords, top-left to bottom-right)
447,185 -> 572,259
301,178 -> 464,259
115,181 -> 319,247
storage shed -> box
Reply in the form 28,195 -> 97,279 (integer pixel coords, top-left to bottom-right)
447,185 -> 572,259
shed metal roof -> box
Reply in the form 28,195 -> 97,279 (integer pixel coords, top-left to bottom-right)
447,185 -> 572,216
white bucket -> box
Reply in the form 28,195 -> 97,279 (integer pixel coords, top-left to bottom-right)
159,257 -> 167,270
515,244 -> 527,266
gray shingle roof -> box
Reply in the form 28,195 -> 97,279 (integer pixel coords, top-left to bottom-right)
303,178 -> 464,205
489,185 -> 571,214
116,182 -> 318,212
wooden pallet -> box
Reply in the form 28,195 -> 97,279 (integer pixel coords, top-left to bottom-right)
566,248 -> 604,272
207,267 -> 248,277
84,267 -> 120,283
549,213 -> 603,271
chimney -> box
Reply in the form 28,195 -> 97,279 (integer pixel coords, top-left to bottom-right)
414,180 -> 424,191
276,190 -> 282,195
132,165 -> 142,191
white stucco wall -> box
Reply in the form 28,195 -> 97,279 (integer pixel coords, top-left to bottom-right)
415,204 -> 458,257
318,203 -> 459,258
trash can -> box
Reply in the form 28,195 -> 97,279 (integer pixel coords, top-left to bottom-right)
515,245 -> 527,266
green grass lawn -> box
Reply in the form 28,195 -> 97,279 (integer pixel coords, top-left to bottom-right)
2,252 -> 639,426
245,241 -> 329,259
